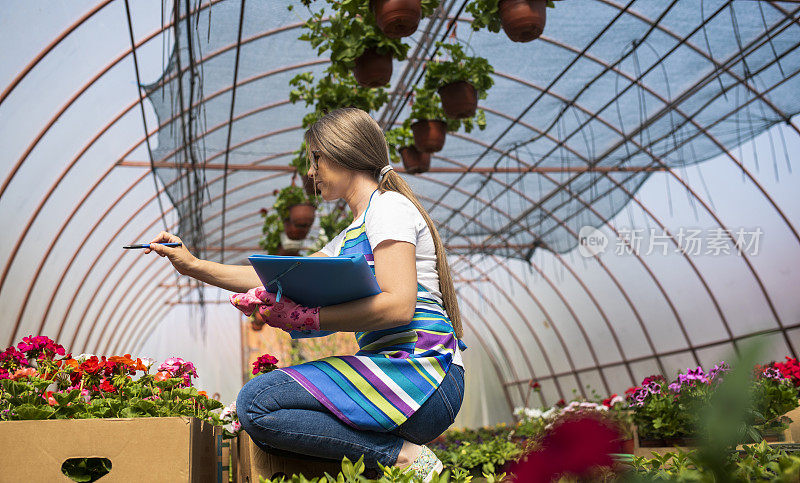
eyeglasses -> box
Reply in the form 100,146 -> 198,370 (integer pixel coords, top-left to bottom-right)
309,150 -> 322,171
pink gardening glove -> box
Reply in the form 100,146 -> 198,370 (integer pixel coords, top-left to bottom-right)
229,287 -> 320,332
229,287 -> 264,317
264,295 -> 321,332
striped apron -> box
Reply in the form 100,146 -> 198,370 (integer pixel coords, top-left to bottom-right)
279,191 -> 467,432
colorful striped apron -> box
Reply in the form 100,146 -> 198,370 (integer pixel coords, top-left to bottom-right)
279,191 -> 467,431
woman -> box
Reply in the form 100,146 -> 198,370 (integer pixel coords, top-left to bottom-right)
146,108 -> 466,481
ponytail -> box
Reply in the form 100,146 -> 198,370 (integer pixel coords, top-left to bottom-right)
379,170 -> 463,339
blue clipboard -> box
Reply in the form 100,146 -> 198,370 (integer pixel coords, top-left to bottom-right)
248,254 -> 381,339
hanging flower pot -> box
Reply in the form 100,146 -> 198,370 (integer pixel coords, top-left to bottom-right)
353,48 -> 393,88
283,220 -> 309,241
498,0 -> 547,42
411,120 -> 447,153
438,81 -> 478,119
399,145 -> 431,174
370,0 -> 421,38
288,203 -> 316,227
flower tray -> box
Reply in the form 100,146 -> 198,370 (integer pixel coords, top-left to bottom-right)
0,416 -> 215,482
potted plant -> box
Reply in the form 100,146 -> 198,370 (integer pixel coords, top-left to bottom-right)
370,0 -> 440,38
289,71 -> 390,128
424,42 -> 494,119
466,0 -> 555,43
408,86 -> 448,153
273,185 -> 315,241
296,1 -> 410,87
408,86 -> 487,152
386,124 -> 431,174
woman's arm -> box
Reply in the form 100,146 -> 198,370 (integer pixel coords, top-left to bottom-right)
318,239 -> 418,332
147,231 -> 330,292
146,231 -> 262,292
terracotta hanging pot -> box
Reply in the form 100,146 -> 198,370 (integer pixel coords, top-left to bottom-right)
353,48 -> 393,88
283,220 -> 309,241
438,81 -> 478,119
399,146 -> 431,174
370,0 -> 421,38
250,317 -> 265,331
411,120 -> 447,153
498,0 -> 547,42
288,203 -> 316,227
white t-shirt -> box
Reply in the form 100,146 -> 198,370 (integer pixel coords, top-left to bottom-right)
321,191 -> 442,301
321,190 -> 463,367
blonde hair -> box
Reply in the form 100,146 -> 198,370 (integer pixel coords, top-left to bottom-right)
305,108 -> 463,339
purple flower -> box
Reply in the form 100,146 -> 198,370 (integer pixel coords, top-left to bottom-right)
668,382 -> 681,393
708,362 -> 730,381
762,367 -> 783,380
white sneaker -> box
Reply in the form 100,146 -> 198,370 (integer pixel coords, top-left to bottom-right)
403,445 -> 444,482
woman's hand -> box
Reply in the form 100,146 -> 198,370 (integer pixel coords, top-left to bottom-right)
229,287 -> 320,332
144,231 -> 199,276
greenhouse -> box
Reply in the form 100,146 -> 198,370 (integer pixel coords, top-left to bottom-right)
1,0 -> 800,481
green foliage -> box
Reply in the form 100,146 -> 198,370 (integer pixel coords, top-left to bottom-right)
290,71 -> 390,129
435,438 -> 522,476
0,373 -> 224,423
273,185 -> 310,220
308,205 -> 354,253
61,457 -> 111,482
259,212 -> 283,255
465,0 -> 555,34
632,386 -> 709,441
256,454 -> 497,483
625,442 -> 800,482
423,42 -> 494,99
751,376 -> 799,437
297,0 -> 409,78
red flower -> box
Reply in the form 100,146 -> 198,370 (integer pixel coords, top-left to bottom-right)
80,356 -> 102,375
507,415 -> 623,483
99,379 -> 116,393
556,399 -> 566,407
530,381 -> 541,389
602,394 -> 618,408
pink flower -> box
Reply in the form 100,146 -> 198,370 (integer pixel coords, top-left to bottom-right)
156,357 -> 198,387
16,335 -> 65,360
0,346 -> 30,377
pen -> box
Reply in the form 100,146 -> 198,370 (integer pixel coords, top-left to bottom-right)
123,243 -> 183,249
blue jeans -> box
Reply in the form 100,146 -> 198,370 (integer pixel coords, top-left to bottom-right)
236,362 -> 465,469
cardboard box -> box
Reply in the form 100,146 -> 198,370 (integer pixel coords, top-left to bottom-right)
215,426 -> 232,483
0,417 -> 215,482
235,432 -> 344,482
